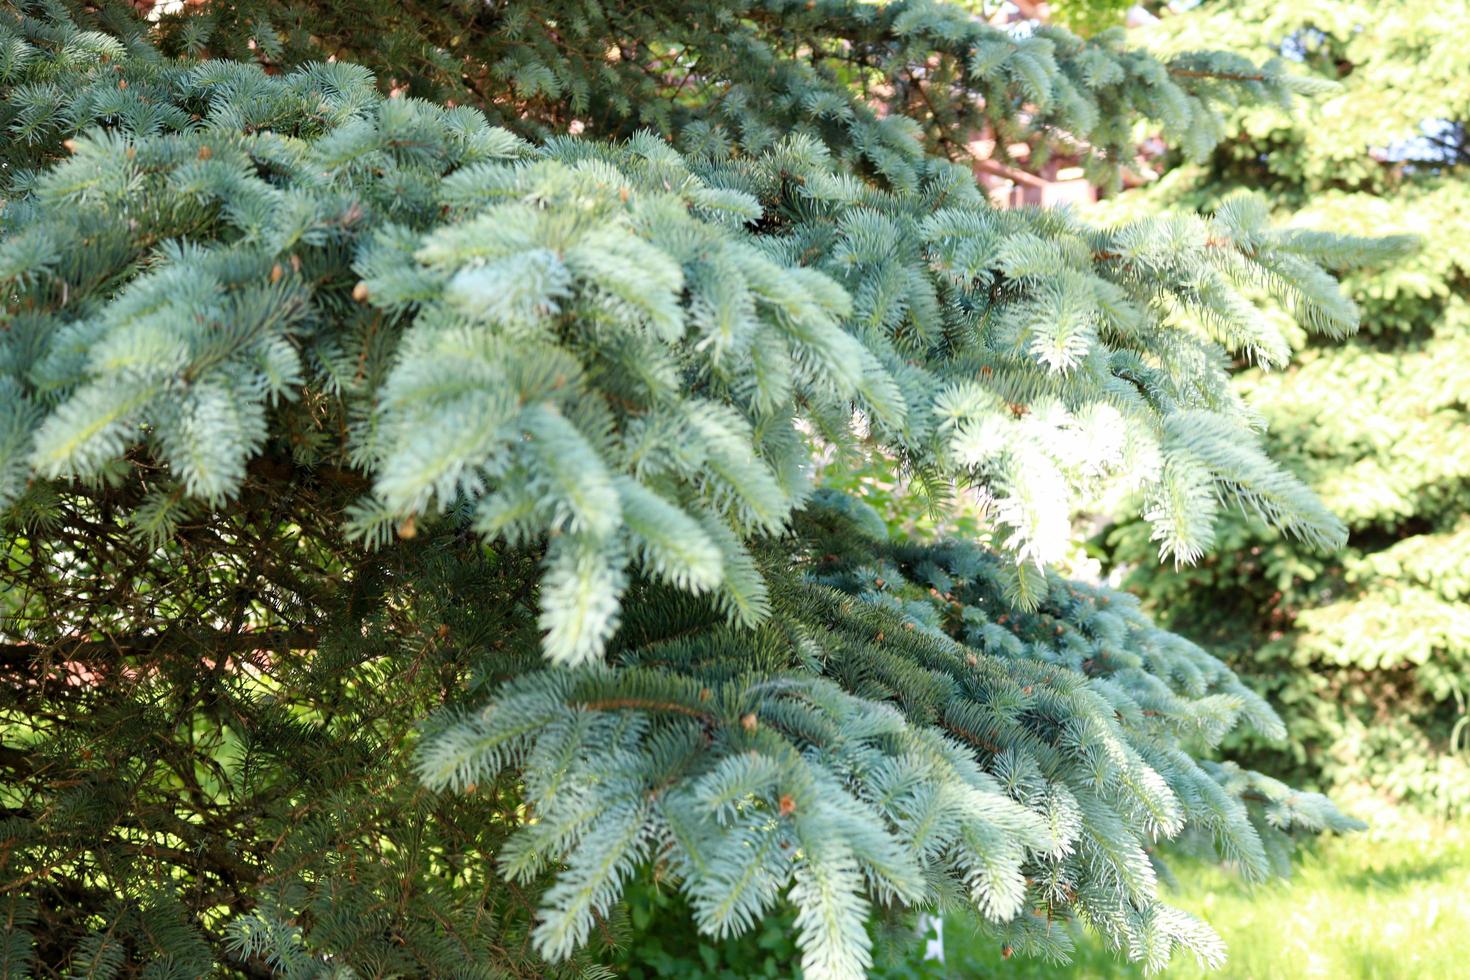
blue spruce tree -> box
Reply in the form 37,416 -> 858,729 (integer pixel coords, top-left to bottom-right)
0,1 -> 1380,975
1100,0 -> 1469,816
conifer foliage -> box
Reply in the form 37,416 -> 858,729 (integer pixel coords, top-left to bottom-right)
0,1 -> 1366,976
1102,0 -> 1469,813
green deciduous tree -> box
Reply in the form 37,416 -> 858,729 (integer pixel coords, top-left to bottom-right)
1102,0 -> 1469,813
0,1 -> 1372,976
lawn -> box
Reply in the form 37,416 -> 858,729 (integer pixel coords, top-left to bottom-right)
925,803 -> 1469,979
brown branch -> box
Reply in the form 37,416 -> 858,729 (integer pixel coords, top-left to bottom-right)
1167,68 -> 1269,83
0,745 -> 33,775
0,630 -> 318,670
577,697 -> 715,722
942,721 -> 1001,755
1093,236 -> 1245,263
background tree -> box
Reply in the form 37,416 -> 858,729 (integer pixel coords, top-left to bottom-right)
0,1 -> 1373,976
1102,0 -> 1470,814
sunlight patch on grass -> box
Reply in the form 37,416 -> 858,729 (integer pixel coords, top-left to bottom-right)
935,804 -> 1470,979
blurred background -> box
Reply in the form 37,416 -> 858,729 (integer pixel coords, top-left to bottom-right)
621,0 -> 1470,975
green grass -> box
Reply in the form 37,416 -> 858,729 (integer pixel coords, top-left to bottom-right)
618,801 -> 1469,979
931,804 -> 1470,979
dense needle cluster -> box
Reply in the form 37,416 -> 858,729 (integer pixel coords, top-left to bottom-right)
0,1 -> 1372,976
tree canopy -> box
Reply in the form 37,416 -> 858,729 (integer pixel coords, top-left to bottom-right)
1103,0 -> 1469,814
0,1 -> 1378,976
